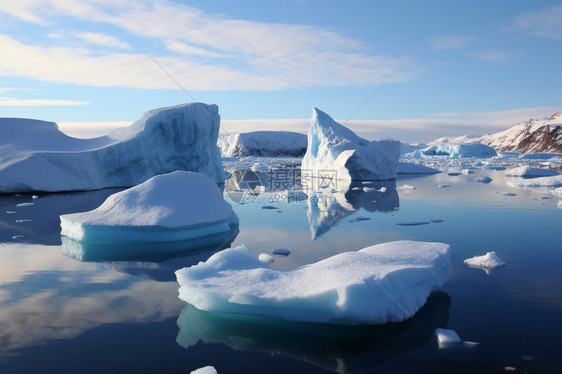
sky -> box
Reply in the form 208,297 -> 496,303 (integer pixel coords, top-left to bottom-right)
0,0 -> 561,143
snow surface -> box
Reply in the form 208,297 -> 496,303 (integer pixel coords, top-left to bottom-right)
175,240 -> 451,324
218,131 -> 307,157
60,171 -> 238,242
408,143 -> 497,158
506,166 -> 559,177
302,108 -> 399,181
464,252 -> 506,272
190,367 -> 218,374
0,103 -> 225,193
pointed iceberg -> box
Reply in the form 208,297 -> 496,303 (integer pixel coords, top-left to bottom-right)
301,108 -> 400,181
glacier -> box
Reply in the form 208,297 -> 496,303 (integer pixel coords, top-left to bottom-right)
407,143 -> 498,158
175,240 -> 451,325
301,108 -> 400,181
0,103 -> 225,193
60,171 -> 238,243
218,131 -> 307,157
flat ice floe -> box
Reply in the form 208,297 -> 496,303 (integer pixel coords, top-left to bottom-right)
464,251 -> 506,272
60,171 -> 238,242
506,166 -> 559,177
506,174 -> 562,188
176,240 -> 451,325
301,108 -> 399,181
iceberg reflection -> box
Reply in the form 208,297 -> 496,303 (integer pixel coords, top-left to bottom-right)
177,291 -> 450,374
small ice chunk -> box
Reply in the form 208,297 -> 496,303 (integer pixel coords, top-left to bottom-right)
438,184 -> 451,188
32,195 -> 39,199
461,169 -> 473,175
258,253 -> 274,265
464,251 -> 506,272
435,328 -> 462,344
190,366 -> 218,374
5,211 -> 16,214
379,187 -> 387,193
273,248 -> 291,256
16,219 -> 32,223
503,192 -> 516,196
352,187 -> 363,191
363,187 -> 376,192
16,203 -> 34,207
397,184 -> 415,191
12,235 -> 24,239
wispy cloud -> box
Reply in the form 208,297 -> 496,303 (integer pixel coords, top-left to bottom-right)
509,4 -> 562,40
0,97 -> 89,106
0,0 -> 419,90
74,31 -> 131,49
430,35 -> 474,50
472,49 -> 517,63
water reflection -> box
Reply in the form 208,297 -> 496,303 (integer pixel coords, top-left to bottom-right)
177,292 -> 450,374
304,179 -> 399,239
0,189 -> 121,245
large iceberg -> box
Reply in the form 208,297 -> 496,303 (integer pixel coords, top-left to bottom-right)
176,240 -> 451,325
60,171 -> 238,242
406,143 -> 497,158
301,108 -> 400,181
218,131 -> 307,157
0,103 -> 225,193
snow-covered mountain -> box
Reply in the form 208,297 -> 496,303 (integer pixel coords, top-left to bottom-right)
424,113 -> 562,154
218,131 -> 307,157
477,113 -> 562,153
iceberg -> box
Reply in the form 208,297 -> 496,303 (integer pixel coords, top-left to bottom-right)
0,103 -> 225,193
464,251 -> 506,273
60,171 -> 238,243
191,367 -> 218,374
507,175 -> 562,188
218,131 -> 307,157
175,240 -> 451,325
506,166 -> 559,178
408,143 -> 497,158
301,108 -> 400,181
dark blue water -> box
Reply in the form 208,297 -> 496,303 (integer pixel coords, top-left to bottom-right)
0,168 -> 560,373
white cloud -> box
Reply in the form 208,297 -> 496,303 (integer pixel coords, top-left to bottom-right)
74,31 -> 131,49
430,35 -> 474,50
58,121 -> 131,138
510,4 -> 562,40
0,0 -> 419,90
0,97 -> 89,106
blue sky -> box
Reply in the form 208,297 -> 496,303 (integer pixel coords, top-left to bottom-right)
0,0 -> 561,142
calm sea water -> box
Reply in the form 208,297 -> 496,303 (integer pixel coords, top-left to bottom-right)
0,165 -> 560,373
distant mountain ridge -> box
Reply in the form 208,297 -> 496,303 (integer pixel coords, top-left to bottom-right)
427,113 -> 562,154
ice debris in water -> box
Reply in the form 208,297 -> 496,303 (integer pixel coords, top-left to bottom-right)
273,248 -> 291,256
464,251 -> 506,273
190,367 -> 218,374
258,253 -> 275,265
175,240 -> 451,324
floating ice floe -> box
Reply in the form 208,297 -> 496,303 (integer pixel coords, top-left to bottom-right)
507,175 -> 562,188
397,184 -> 415,191
16,202 -> 34,207
273,248 -> 291,256
60,171 -> 238,242
464,251 -> 506,273
0,103 -> 225,193
506,166 -> 559,177
302,108 -> 400,181
435,328 -> 478,348
176,240 -> 451,324
397,162 -> 440,174
258,253 -> 275,265
406,143 -> 497,158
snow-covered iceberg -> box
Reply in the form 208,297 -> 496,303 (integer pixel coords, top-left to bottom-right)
407,143 -> 497,158
60,171 -> 238,242
301,108 -> 400,181
176,240 -> 451,325
218,131 -> 307,157
464,251 -> 505,273
506,166 -> 559,177
0,103 -> 225,193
